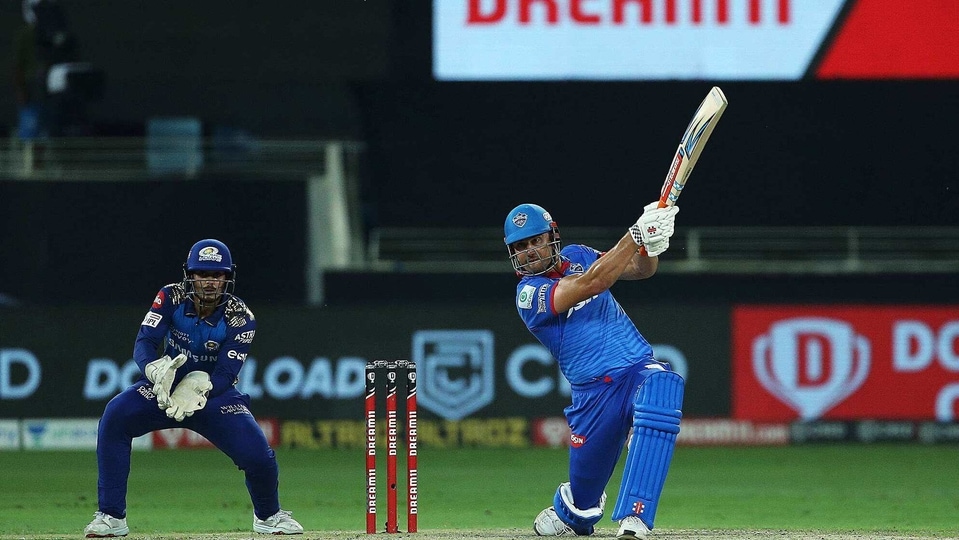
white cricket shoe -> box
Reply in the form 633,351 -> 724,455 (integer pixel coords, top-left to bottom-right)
84,511 -> 129,538
253,509 -> 304,535
617,515 -> 650,540
533,506 -> 574,536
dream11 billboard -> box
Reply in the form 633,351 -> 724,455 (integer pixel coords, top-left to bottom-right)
433,0 -> 959,80
733,306 -> 959,423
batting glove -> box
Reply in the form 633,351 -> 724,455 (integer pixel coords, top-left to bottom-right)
165,371 -> 213,422
629,201 -> 679,257
145,353 -> 188,409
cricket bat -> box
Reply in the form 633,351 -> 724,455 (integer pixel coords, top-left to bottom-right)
656,86 -> 728,208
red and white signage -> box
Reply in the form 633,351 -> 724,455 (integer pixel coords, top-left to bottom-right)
153,418 -> 279,449
434,0 -> 959,80
733,306 -> 959,422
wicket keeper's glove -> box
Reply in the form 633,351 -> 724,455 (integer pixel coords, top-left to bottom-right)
165,371 -> 213,422
629,201 -> 679,257
145,353 -> 188,409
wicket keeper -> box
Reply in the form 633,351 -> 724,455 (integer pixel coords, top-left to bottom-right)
84,239 -> 303,537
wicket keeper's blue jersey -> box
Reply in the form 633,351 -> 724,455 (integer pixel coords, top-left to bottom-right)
515,244 -> 654,385
132,283 -> 256,398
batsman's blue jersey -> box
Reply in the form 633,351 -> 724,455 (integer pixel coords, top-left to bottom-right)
133,283 -> 255,397
515,245 -> 655,384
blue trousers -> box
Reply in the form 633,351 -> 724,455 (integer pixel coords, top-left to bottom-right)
565,362 -> 667,512
95,380 -> 280,520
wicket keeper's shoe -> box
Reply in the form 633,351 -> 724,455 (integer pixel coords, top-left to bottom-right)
84,511 -> 129,538
533,506 -> 575,536
617,515 -> 650,540
253,509 -> 304,535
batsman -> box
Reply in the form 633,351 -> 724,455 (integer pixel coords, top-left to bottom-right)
504,203 -> 684,540
84,239 -> 303,537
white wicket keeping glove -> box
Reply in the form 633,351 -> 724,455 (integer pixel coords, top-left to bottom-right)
145,353 -> 188,410
628,201 -> 679,257
165,371 -> 213,422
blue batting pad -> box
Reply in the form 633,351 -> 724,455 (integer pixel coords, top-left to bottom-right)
611,370 -> 684,527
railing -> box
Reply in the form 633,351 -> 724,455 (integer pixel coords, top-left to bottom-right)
5,137 -> 957,280
367,226 -> 959,274
1,135 -> 364,180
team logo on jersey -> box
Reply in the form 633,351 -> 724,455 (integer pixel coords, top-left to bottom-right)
198,246 -> 223,262
517,285 -> 536,309
204,340 -> 219,351
511,212 -> 528,227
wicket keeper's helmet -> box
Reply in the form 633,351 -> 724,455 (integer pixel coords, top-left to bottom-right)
504,203 -> 562,275
182,239 -> 236,305
185,239 -> 235,276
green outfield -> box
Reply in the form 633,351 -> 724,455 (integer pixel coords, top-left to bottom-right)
1,445 -> 956,539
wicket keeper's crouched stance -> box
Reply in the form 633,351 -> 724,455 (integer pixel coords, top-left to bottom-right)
505,203 -> 684,540
84,239 -> 303,537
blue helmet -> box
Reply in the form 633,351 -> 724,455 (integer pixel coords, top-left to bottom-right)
504,203 -> 557,244
185,239 -> 234,275
504,203 -> 562,275
182,239 -> 236,307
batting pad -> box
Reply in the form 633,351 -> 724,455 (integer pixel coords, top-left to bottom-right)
553,481 -> 606,535
611,370 -> 684,527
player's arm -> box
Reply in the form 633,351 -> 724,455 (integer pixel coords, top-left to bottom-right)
551,202 -> 677,311
620,249 -> 659,281
209,308 -> 256,397
551,234 -> 643,314
133,285 -> 178,373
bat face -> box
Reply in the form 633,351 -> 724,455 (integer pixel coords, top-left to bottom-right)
659,86 -> 728,208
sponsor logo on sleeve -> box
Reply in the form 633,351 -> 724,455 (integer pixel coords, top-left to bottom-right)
235,330 -> 255,344
152,290 -> 165,309
141,312 -> 163,327
537,284 -> 549,314
517,285 -> 536,309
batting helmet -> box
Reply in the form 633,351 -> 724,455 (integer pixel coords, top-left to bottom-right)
504,203 -> 558,244
184,239 -> 235,276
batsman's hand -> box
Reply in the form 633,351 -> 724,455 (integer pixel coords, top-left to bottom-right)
145,353 -> 188,410
629,201 -> 679,257
165,371 -> 213,422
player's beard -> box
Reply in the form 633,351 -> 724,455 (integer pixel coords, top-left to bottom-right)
521,247 -> 556,274
193,284 -> 223,308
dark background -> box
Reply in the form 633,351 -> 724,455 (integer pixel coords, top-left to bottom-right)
1,1 -> 957,306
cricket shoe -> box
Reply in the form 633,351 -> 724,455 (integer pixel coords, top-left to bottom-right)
84,511 -> 129,538
253,509 -> 304,535
617,515 -> 650,540
533,506 -> 575,536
